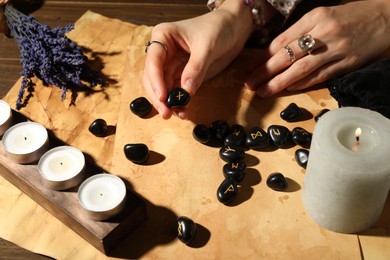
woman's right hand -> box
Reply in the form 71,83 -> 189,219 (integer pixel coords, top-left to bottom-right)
142,1 -> 254,119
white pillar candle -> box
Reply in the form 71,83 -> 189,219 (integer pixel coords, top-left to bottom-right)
302,107 -> 390,233
38,146 -> 86,190
78,173 -> 127,221
2,121 -> 49,164
0,100 -> 12,136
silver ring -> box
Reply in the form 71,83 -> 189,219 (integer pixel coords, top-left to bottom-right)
145,40 -> 168,53
284,45 -> 295,63
297,34 -> 316,53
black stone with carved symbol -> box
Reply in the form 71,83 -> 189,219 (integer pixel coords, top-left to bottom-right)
280,102 -> 303,122
176,216 -> 197,245
291,127 -> 312,147
209,120 -> 230,142
267,172 -> 288,191
245,127 -> 270,149
295,148 -> 309,168
124,143 -> 149,164
267,125 -> 291,148
166,87 -> 190,108
314,109 -> 330,122
130,97 -> 152,117
192,124 -> 212,144
223,161 -> 246,182
88,118 -> 108,137
217,177 -> 238,204
219,145 -> 245,162
224,124 -> 246,147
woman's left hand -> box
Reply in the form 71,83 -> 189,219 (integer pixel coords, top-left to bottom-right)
245,0 -> 390,98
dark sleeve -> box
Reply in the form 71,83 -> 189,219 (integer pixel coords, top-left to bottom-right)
327,57 -> 390,119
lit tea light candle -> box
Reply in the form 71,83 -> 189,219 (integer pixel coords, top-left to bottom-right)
351,127 -> 361,152
38,146 -> 86,190
302,107 -> 390,233
0,100 -> 12,136
3,121 -> 49,164
78,173 -> 127,221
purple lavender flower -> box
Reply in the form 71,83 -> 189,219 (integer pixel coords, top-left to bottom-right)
4,5 -> 105,109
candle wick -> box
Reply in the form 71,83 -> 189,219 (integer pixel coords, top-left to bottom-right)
24,137 -> 27,141
356,136 -> 360,142
60,162 -> 63,166
100,193 -> 103,196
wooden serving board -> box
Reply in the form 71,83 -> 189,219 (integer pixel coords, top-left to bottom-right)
0,129 -> 146,254
1,10 -> 389,259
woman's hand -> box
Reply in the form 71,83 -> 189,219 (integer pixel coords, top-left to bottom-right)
142,1 -> 253,119
245,0 -> 390,98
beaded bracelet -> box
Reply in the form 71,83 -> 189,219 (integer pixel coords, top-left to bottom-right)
207,0 -> 265,29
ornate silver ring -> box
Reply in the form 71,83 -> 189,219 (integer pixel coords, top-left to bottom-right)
297,34 -> 316,53
145,40 -> 168,53
284,45 -> 296,63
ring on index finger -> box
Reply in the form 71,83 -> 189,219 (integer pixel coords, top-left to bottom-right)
297,34 -> 316,53
145,40 -> 168,53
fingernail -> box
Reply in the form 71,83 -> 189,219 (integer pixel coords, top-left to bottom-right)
183,79 -> 195,96
178,111 -> 188,120
157,105 -> 164,115
257,85 -> 272,98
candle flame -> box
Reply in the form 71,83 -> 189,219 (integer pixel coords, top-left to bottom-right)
355,127 -> 362,142
352,127 -> 362,152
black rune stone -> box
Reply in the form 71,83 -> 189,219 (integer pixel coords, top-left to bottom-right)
280,102 -> 303,122
177,216 -> 197,245
295,148 -> 309,168
209,120 -> 230,142
267,125 -> 291,148
219,145 -> 245,162
166,87 -> 190,108
223,161 -> 246,182
267,172 -> 288,191
130,97 -> 152,117
245,127 -> 270,149
291,127 -> 312,147
192,124 -> 212,144
217,177 -> 238,205
314,109 -> 330,122
124,143 -> 149,164
88,118 -> 108,137
224,124 -> 246,147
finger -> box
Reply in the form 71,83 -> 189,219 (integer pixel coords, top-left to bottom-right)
268,12 -> 316,55
255,46 -> 330,97
142,73 -> 173,119
246,35 -> 321,91
286,58 -> 353,91
180,46 -> 212,96
144,40 -> 169,103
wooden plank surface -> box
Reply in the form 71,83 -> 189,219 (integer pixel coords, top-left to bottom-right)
1,2 -> 390,259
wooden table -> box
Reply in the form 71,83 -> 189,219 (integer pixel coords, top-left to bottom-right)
0,1 -> 389,259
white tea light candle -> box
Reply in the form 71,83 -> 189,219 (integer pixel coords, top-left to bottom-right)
0,100 -> 12,136
302,107 -> 390,233
38,146 -> 86,190
78,173 -> 127,221
3,121 -> 49,164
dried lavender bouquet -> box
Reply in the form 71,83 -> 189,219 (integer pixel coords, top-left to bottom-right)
4,5 -> 105,109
